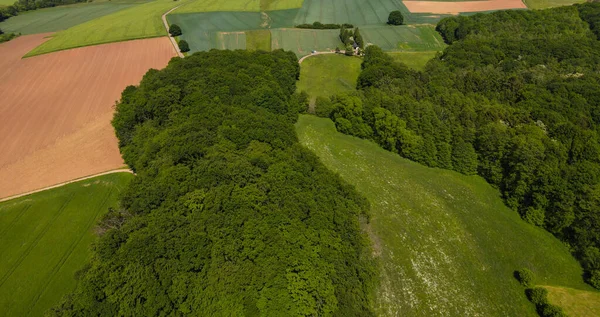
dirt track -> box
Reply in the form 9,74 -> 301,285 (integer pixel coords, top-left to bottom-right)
403,0 -> 527,14
0,34 -> 175,199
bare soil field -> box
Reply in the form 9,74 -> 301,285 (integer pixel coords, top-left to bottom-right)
403,0 -> 527,14
0,34 -> 176,199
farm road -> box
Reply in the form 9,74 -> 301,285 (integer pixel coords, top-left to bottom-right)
298,51 -> 336,64
162,5 -> 184,58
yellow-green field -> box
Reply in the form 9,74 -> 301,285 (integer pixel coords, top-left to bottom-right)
388,51 -> 439,70
544,285 -> 600,317
25,0 -> 186,56
246,29 -> 271,51
523,0 -> 585,10
0,173 -> 133,316
297,54 -> 361,98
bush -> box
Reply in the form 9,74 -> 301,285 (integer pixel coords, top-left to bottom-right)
345,44 -> 354,56
515,268 -> 535,287
178,40 -> 190,53
525,287 -> 549,306
169,23 -> 182,36
388,10 -> 404,25
539,303 -> 567,317
315,96 -> 334,118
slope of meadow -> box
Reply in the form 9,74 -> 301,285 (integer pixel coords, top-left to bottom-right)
0,173 -> 133,316
296,115 -> 591,316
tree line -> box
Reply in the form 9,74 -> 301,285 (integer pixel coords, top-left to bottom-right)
48,50 -> 377,316
317,3 -> 600,289
0,0 -> 87,23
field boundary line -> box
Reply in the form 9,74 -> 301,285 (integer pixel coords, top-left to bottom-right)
162,5 -> 184,58
0,169 -> 133,203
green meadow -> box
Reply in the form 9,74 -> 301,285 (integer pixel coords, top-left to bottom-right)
388,51 -> 439,70
523,0 -> 585,10
295,115 -> 592,316
544,285 -> 600,317
0,173 -> 133,316
297,54 -> 361,98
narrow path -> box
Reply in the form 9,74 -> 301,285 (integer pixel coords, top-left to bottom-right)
162,5 -> 184,58
0,169 -> 133,203
298,51 -> 337,64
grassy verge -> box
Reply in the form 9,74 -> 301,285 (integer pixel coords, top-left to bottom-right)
297,54 -> 361,98
25,0 -> 187,57
246,29 -> 271,51
295,115 -> 591,316
387,51 -> 438,71
0,172 -> 133,316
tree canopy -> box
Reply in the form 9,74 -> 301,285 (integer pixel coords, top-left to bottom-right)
49,50 -> 377,316
169,24 -> 182,37
318,3 -> 600,290
387,11 -> 404,26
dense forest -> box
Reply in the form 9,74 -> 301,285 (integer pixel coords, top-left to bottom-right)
0,0 -> 87,23
48,50 -> 377,316
317,3 -> 600,289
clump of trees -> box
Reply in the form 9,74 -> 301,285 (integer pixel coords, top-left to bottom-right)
515,268 -> 535,287
169,23 -> 182,36
339,26 -> 364,54
318,3 -> 600,290
48,50 -> 377,316
513,270 -> 567,317
178,39 -> 189,52
296,21 -> 353,29
0,28 -> 17,43
387,10 -> 404,25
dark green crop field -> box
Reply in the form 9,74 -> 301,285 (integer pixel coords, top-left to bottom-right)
296,115 -> 592,316
0,173 -> 133,316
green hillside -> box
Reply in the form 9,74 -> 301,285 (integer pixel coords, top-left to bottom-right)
296,115 -> 592,316
0,173 -> 133,316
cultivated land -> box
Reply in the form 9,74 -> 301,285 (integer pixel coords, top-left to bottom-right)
297,54 -> 361,98
271,28 -> 341,56
544,285 -> 600,317
523,0 -> 585,9
0,172 -> 133,316
0,2 -> 141,35
296,115 -> 593,316
403,0 -> 527,14
0,33 -> 175,199
25,0 -> 185,56
388,51 -> 439,70
246,29 -> 271,50
0,0 -> 13,6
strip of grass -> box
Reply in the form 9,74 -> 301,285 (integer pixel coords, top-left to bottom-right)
295,115 -> 591,316
0,2 -> 141,35
523,0 -> 585,10
297,54 -> 361,98
245,29 -> 271,51
176,0 -> 260,13
543,285 -> 600,317
25,0 -> 186,57
387,51 -> 439,70
0,172 -> 133,316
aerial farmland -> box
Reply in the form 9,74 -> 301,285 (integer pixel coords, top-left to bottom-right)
1,0 -> 600,316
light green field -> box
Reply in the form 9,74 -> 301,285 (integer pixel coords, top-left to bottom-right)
388,51 -> 439,70
295,115 -> 592,316
246,29 -> 271,51
544,285 -> 600,317
523,0 -> 585,10
25,0 -> 185,56
261,0 -> 303,10
297,54 -> 360,98
362,25 -> 447,52
0,2 -> 141,35
0,0 -> 13,6
0,173 -> 133,317
177,0 -> 259,13
271,28 -> 341,57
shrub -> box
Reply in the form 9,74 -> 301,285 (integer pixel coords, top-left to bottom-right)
178,40 -> 190,52
539,303 -> 567,317
169,23 -> 182,36
525,287 -> 549,306
515,268 -> 535,287
345,44 -> 354,56
315,96 -> 334,118
388,10 -> 404,25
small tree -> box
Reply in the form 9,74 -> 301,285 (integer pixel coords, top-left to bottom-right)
525,287 -> 548,306
345,44 -> 354,56
515,268 -> 535,287
388,10 -> 404,25
169,24 -> 182,37
178,40 -> 190,53
354,27 -> 364,48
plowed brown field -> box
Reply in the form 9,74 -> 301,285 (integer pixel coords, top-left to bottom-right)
403,0 -> 527,14
0,34 -> 176,199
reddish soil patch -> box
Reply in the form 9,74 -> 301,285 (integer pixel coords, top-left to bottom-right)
0,34 -> 176,199
403,0 -> 526,14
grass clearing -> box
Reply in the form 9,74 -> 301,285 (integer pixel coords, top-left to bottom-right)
362,25 -> 447,51
297,54 -> 360,98
0,172 -> 133,316
246,29 -> 271,50
25,0 -> 185,56
543,285 -> 600,317
295,115 -> 592,316
0,2 -> 141,35
388,51 -> 439,70
523,0 -> 585,10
